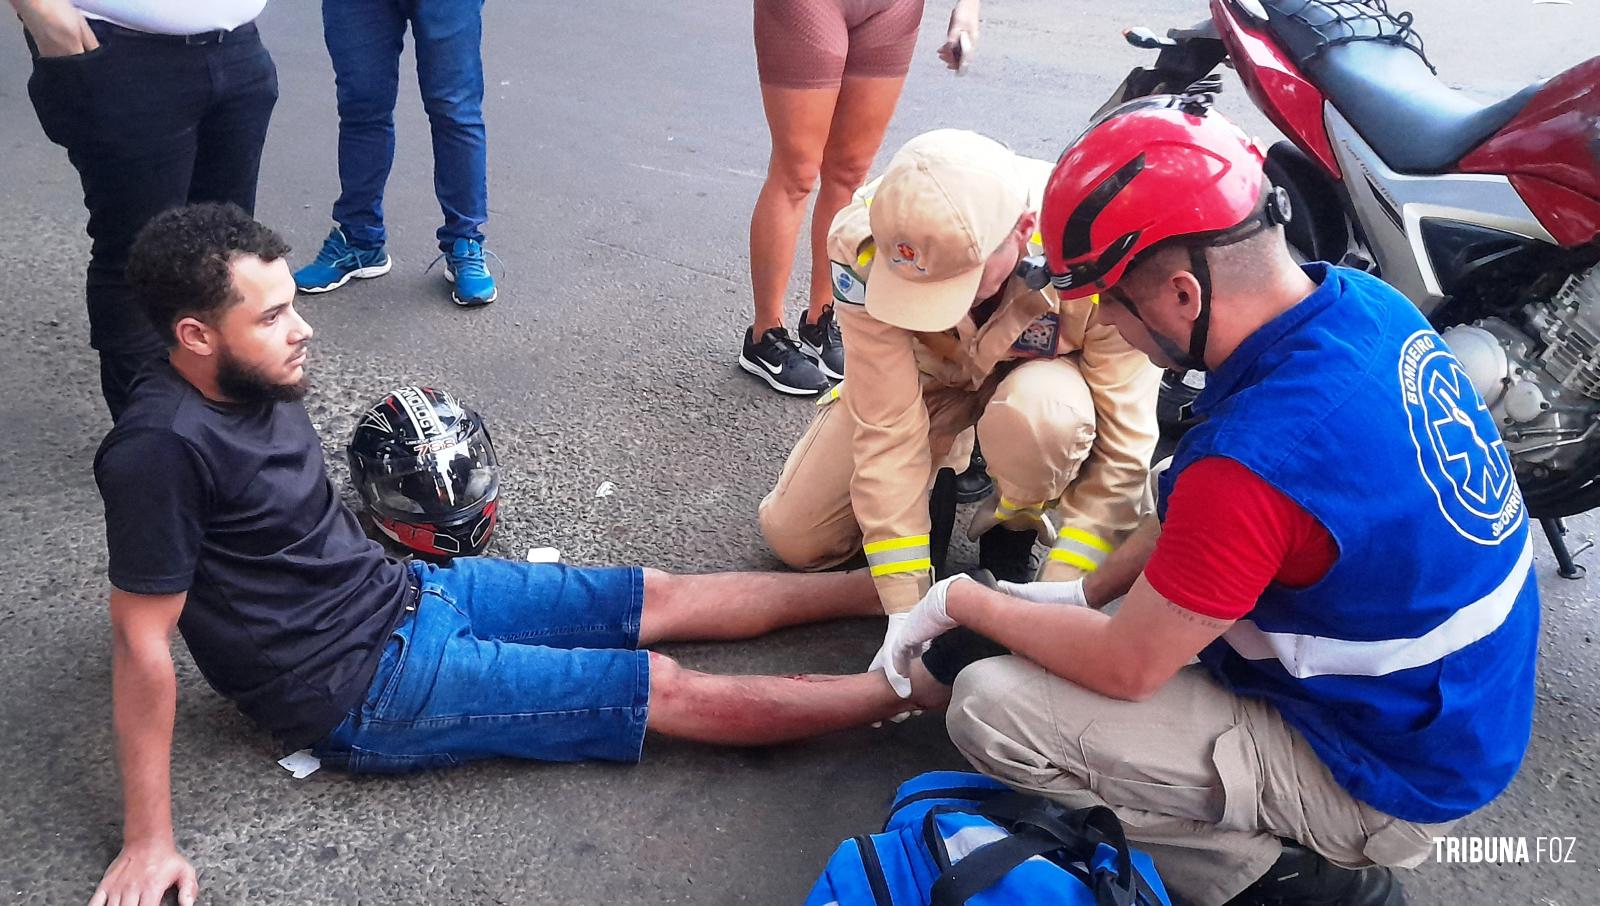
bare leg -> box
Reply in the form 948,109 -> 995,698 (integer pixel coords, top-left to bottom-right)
750,84 -> 839,335
638,567 -> 880,645
806,75 -> 907,322
645,653 -> 907,745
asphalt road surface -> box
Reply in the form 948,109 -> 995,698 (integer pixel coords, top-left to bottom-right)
1,1 -> 1596,903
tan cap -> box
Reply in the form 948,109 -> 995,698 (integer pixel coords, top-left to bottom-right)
865,129 -> 1030,332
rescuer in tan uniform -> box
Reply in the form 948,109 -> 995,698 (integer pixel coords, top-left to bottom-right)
758,129 -> 1160,694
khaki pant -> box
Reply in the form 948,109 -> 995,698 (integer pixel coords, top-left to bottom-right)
759,358 -> 1096,570
947,657 -> 1449,906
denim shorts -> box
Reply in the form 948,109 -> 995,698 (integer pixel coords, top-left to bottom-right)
312,558 -> 650,773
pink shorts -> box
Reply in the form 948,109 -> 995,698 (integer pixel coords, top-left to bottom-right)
755,0 -> 927,89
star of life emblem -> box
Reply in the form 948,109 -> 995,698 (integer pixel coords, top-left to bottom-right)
1398,330 -> 1523,544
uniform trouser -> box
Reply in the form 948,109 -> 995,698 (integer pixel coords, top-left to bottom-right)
947,657 -> 1449,906
759,358 -> 1097,571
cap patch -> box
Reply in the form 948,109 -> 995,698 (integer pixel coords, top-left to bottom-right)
890,241 -> 927,273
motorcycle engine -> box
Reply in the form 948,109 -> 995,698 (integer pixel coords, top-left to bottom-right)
1441,261 -> 1600,476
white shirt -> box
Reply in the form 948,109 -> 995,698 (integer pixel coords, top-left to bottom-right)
76,0 -> 268,36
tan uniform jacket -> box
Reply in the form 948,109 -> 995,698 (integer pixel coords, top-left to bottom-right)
827,160 -> 1161,611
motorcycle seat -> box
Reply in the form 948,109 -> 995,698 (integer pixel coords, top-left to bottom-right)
1256,0 -> 1542,173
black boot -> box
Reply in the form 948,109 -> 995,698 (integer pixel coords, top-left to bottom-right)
1227,840 -> 1406,906
978,525 -> 1038,584
929,468 -> 959,580
953,444 -> 995,504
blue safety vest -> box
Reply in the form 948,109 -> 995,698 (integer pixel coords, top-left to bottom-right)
1158,264 -> 1539,824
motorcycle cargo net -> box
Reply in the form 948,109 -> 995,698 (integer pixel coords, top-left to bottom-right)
1257,0 -> 1434,72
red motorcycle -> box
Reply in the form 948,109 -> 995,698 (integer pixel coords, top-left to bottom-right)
1101,0 -> 1600,575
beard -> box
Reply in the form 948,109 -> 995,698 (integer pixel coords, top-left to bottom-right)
216,344 -> 310,404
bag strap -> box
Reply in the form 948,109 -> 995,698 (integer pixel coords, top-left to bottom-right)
929,829 -> 1084,906
988,798 -> 1136,886
933,793 -> 1151,906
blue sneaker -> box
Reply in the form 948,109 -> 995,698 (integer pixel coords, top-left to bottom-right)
443,238 -> 498,306
294,228 -> 392,294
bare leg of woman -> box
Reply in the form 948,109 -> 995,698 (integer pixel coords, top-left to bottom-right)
637,568 -> 881,645
750,84 -> 840,336
645,653 -> 907,745
805,75 -> 907,323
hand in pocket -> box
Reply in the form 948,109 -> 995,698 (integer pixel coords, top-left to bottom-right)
23,0 -> 100,58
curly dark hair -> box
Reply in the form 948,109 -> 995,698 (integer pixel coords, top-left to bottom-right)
126,203 -> 292,345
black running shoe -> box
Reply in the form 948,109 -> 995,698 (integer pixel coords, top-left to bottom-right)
740,327 -> 831,396
798,305 -> 845,380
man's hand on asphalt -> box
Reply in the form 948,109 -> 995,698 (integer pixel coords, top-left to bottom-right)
938,0 -> 980,71
13,0 -> 99,58
890,574 -> 972,677
88,840 -> 198,906
995,577 -> 1088,608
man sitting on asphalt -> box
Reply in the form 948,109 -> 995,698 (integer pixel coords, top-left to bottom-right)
89,203 -> 911,906
889,99 -> 1539,906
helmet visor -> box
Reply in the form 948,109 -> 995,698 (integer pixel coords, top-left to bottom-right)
354,427 -> 499,519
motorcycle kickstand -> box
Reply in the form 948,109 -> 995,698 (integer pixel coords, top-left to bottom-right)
1541,517 -> 1592,580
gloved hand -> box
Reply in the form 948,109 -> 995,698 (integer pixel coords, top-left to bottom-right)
995,577 -> 1088,608
890,574 -> 974,678
869,612 -> 915,699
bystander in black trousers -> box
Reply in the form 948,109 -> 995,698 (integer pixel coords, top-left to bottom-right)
25,18 -> 277,418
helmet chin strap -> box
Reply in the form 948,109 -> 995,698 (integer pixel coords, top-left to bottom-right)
1182,245 -> 1214,373
1111,244 -> 1214,373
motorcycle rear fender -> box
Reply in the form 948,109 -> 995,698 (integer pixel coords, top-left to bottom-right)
1460,57 -> 1600,248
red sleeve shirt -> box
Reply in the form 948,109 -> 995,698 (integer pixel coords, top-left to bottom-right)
1143,457 -> 1339,621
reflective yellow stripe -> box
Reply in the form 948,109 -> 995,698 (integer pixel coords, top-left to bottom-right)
995,496 -> 1049,520
1030,229 -> 1042,247
1058,527 -> 1113,554
864,535 -> 930,555
1050,528 -> 1112,573
870,558 -> 933,577
1048,548 -> 1101,572
816,384 -> 842,407
1089,293 -> 1101,305
865,535 -> 933,577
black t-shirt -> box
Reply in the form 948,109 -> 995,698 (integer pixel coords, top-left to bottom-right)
94,362 -> 411,750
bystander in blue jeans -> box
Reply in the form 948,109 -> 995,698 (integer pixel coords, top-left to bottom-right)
323,0 -> 487,250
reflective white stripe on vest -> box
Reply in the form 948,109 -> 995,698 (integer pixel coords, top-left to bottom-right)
1223,534 -> 1533,679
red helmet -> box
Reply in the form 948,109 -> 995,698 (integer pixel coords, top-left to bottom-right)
1041,96 -> 1270,300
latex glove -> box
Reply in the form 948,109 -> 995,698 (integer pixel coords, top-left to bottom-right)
869,613 -> 915,699
995,577 -> 1087,608
890,575 -> 973,678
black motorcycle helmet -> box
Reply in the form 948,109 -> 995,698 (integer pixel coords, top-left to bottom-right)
348,386 -> 500,558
